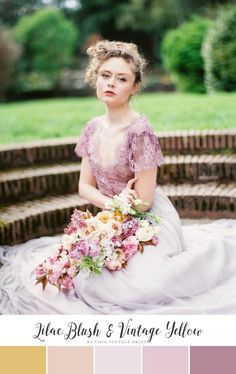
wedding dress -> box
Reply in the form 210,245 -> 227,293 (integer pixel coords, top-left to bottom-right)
0,114 -> 236,315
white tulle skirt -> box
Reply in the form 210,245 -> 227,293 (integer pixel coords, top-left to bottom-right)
1,186 -> 236,315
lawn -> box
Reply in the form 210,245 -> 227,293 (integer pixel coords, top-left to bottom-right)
0,92 -> 235,145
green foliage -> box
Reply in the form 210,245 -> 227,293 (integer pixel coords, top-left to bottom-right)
0,25 -> 20,99
81,256 -> 102,274
202,5 -> 236,93
13,8 -> 78,87
161,16 -> 211,92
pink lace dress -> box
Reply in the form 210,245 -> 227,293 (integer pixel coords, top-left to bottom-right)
0,114 -> 236,314
74,114 -> 165,198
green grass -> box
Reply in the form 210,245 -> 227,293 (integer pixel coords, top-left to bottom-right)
0,92 -> 236,145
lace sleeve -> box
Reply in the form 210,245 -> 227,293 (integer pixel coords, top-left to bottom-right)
74,120 -> 94,158
129,129 -> 165,173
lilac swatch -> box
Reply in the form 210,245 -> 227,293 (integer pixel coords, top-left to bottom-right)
191,347 -> 236,374
95,347 -> 141,374
143,347 -> 188,374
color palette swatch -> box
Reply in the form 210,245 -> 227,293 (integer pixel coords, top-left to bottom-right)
48,347 -> 93,374
0,347 -> 46,374
0,346 -> 236,373
96,346 -> 141,374
190,347 -> 236,374
143,346 -> 188,374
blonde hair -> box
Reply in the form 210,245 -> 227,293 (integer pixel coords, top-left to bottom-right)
85,40 -> 147,88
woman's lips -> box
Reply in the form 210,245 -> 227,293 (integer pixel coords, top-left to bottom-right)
104,91 -> 116,96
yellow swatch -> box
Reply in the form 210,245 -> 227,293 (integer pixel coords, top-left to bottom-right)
0,347 -> 46,374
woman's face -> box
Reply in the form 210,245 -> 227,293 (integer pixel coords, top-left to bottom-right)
96,57 -> 139,107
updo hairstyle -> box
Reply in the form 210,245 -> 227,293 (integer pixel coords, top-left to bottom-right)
85,40 -> 147,89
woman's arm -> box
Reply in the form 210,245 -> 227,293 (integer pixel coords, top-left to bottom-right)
134,167 -> 157,211
78,156 -> 112,209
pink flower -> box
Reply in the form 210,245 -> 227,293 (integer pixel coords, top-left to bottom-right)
70,246 -> 82,259
106,259 -> 122,271
88,240 -> 100,257
151,235 -> 159,246
122,236 -> 139,260
71,239 -> 89,256
111,235 -> 123,248
48,270 -> 62,285
71,239 -> 100,258
47,255 -> 59,265
67,265 -> 77,278
121,217 -> 139,237
64,209 -> 87,235
60,275 -> 74,289
35,264 -> 46,277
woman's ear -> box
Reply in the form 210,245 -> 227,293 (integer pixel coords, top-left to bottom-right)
131,82 -> 140,96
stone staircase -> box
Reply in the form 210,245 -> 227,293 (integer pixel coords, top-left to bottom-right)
0,130 -> 235,245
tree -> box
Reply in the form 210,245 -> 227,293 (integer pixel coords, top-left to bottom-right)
0,25 -> 21,99
0,0 -> 43,26
202,5 -> 236,92
14,7 -> 78,88
0,0 -> 80,26
161,16 -> 211,92
76,0 -> 234,63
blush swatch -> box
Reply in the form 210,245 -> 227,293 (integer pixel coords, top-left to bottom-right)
48,347 -> 93,374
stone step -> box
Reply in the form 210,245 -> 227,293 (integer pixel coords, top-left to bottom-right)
0,130 -> 235,169
157,129 -> 236,155
0,137 -> 78,170
159,154 -> 236,184
0,182 -> 235,245
0,155 -> 235,204
162,182 -> 236,219
0,162 -> 81,203
0,194 -> 100,245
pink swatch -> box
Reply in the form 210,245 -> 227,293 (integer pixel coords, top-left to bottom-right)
143,346 -> 188,374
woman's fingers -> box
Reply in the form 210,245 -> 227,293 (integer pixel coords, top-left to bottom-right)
126,190 -> 138,201
126,176 -> 138,188
127,194 -> 135,202
130,190 -> 138,199
121,177 -> 139,201
124,188 -> 138,198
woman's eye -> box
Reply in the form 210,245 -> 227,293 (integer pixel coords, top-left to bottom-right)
100,74 -> 126,82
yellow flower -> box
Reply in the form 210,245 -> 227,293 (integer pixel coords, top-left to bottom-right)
97,211 -> 113,223
113,209 -> 126,222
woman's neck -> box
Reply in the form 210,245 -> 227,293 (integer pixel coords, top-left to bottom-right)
104,105 -> 137,127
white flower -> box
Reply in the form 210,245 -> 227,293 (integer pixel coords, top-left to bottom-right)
140,220 -> 150,228
61,233 -> 78,250
105,194 -> 132,214
98,220 -> 120,240
135,227 -> 156,242
153,225 -> 160,235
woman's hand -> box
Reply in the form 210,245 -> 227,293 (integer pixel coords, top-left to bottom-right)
120,177 -> 139,203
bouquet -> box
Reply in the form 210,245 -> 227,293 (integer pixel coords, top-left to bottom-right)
35,194 -> 160,291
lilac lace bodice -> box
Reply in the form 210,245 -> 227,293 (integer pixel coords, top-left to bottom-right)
74,114 -> 165,197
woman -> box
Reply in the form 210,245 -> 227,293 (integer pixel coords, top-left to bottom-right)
0,40 -> 236,314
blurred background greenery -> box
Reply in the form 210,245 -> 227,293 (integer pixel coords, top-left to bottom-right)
0,0 -> 236,143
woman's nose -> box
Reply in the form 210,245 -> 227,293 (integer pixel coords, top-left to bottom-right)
108,77 -> 115,87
